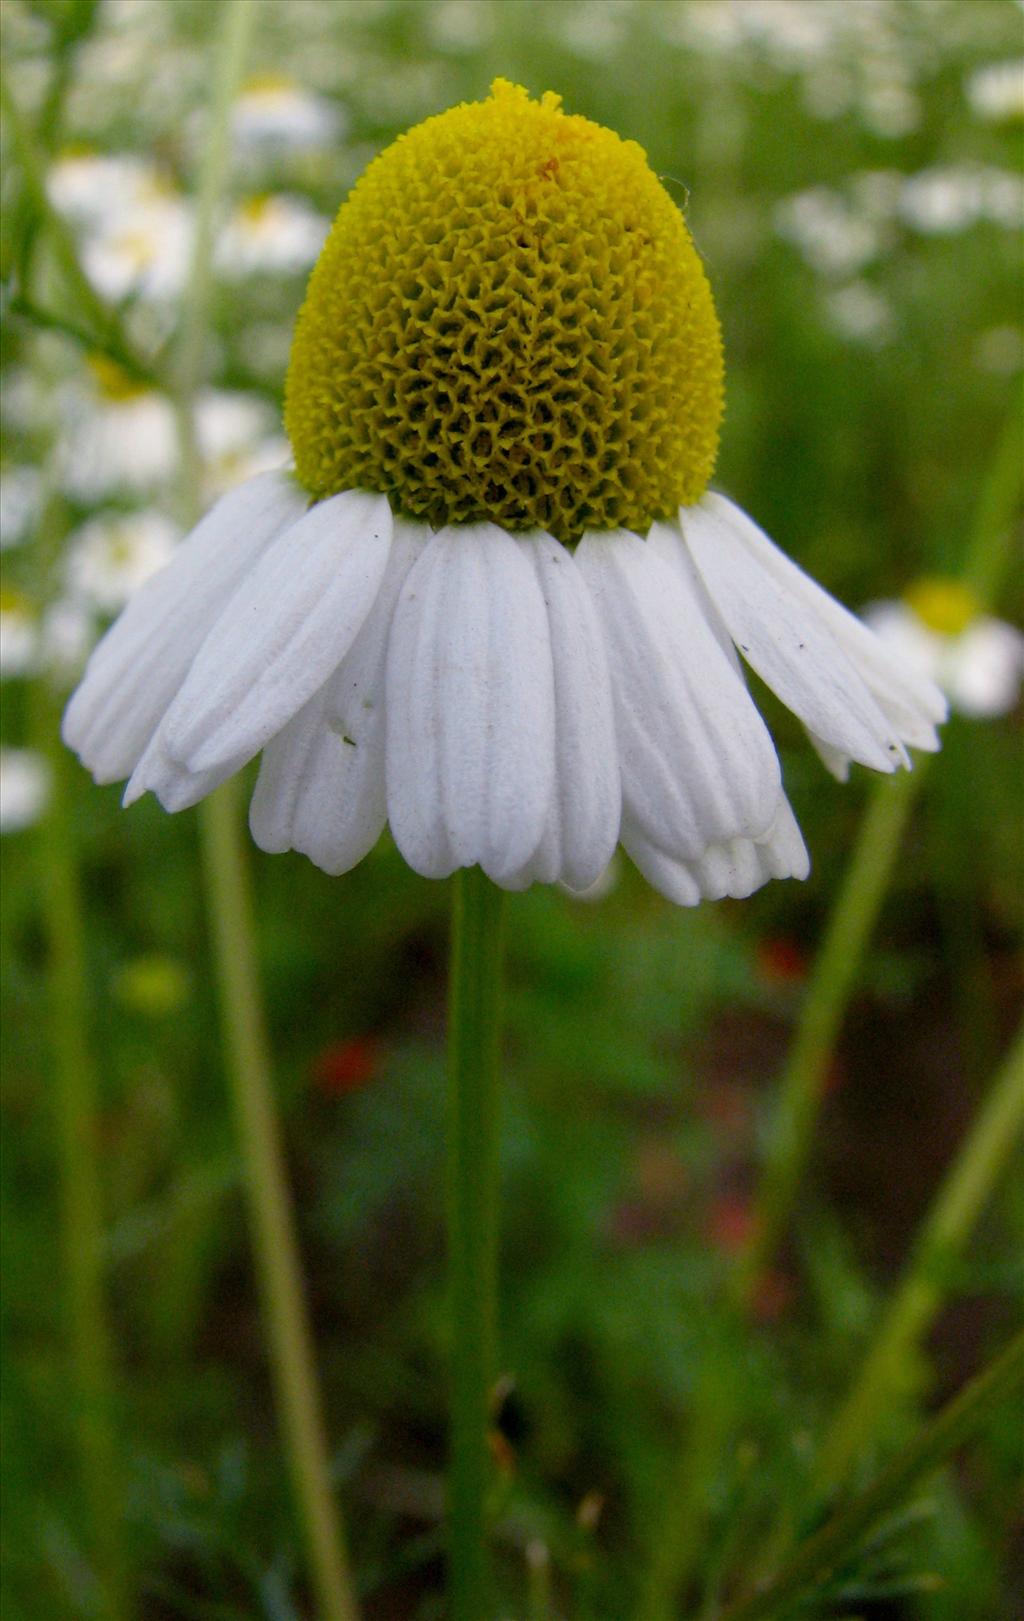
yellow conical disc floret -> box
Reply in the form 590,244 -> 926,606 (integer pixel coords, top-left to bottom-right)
285,79 -> 724,544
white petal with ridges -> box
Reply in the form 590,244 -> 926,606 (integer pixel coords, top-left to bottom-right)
623,789 -> 808,905
62,469 -> 306,782
702,494 -> 947,748
161,489 -> 392,774
507,533 -> 620,890
385,523 -> 556,884
680,501 -> 908,771
249,520 -> 427,874
576,529 -> 780,862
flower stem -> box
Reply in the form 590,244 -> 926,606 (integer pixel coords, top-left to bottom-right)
718,1328 -> 1024,1621
732,765 -> 925,1309
815,1023 -> 1024,1492
447,866 -> 507,1620
198,782 -> 359,1621
174,5 -> 358,1615
34,703 -> 130,1621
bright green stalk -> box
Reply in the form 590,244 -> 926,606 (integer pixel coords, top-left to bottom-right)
447,867 -> 507,1620
718,1329 -> 1024,1621
34,707 -> 130,1621
816,1024 -> 1024,1492
174,5 -> 358,1616
198,785 -> 359,1621
732,766 -> 924,1309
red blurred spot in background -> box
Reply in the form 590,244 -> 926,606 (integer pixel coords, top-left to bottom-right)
756,936 -> 808,986
310,1036 -> 380,1097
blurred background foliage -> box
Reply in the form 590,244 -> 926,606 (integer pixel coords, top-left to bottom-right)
1,1 -> 1022,1617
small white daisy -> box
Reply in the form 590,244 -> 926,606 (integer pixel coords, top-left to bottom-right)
65,510 -> 182,615
231,73 -> 342,154
0,748 -> 52,833
216,193 -> 330,278
0,589 -> 39,677
965,59 -> 1024,124
865,582 -> 1023,721
64,83 -> 945,905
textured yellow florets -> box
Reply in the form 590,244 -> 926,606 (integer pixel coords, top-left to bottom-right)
285,79 -> 723,543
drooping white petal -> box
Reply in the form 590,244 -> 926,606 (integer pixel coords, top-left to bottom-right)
160,490 -> 392,774
679,501 -> 910,772
62,469 -> 306,782
700,495 -> 947,749
385,523 -> 556,884
623,789 -> 809,905
575,528 -> 781,862
505,533 -> 620,890
249,520 -> 428,874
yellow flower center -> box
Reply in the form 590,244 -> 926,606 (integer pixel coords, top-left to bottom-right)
904,577 -> 979,637
241,71 -> 298,98
87,355 -> 151,402
285,80 -> 724,544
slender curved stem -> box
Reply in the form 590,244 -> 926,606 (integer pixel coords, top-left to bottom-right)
174,5 -> 358,1616
447,867 -> 507,1620
35,710 -> 130,1621
732,765 -> 924,1308
816,1024 -> 1024,1491
718,1330 -> 1024,1621
199,785 -> 359,1621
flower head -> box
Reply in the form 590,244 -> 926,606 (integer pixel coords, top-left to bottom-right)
64,83 -> 945,904
865,580 -> 1023,720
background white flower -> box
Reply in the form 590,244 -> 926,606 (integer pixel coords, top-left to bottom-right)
865,587 -> 1024,719
65,511 -> 182,614
0,748 -> 52,833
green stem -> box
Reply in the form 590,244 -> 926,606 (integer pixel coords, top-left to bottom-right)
816,1024 -> 1024,1491
447,866 -> 507,1620
0,64 -> 135,354
199,784 -> 359,1621
960,394 -> 1024,605
173,5 -> 358,1615
637,1352 -> 741,1621
717,1330 -> 1024,1621
732,766 -> 925,1308
34,707 -> 130,1621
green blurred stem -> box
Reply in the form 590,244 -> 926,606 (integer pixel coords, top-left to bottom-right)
734,391 -> 1023,1310
732,765 -> 925,1309
447,867 -> 507,1621
0,65 -> 139,366
638,1353 -> 741,1621
175,5 -> 358,1617
718,1329 -> 1024,1621
816,1024 -> 1024,1491
198,786 -> 358,1621
34,709 -> 130,1621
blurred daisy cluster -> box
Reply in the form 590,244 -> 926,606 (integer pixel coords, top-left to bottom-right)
2,0 -> 1021,843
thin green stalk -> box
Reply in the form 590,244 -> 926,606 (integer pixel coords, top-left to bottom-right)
638,1352 -> 741,1621
34,706 -> 130,1621
199,784 -> 358,1621
733,391 -> 1023,1308
173,5 -> 358,1616
0,65 -> 135,356
447,866 -> 507,1620
732,765 -> 924,1309
718,1329 -> 1024,1621
816,1024 -> 1024,1491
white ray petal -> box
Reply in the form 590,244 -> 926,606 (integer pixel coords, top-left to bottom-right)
623,789 -> 808,905
385,523 -> 556,884
701,494 -> 947,749
160,490 -> 392,774
575,528 -> 780,862
62,469 -> 306,783
248,520 -> 427,874
506,533 -> 620,890
679,502 -> 908,772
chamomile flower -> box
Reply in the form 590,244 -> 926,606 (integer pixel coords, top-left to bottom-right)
865,582 -> 1023,721
0,749 -> 51,833
64,82 -> 944,903
231,73 -> 342,154
216,193 -> 330,278
65,510 -> 181,615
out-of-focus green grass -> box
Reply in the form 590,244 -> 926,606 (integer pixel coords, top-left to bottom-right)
1,2 -> 1021,1617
